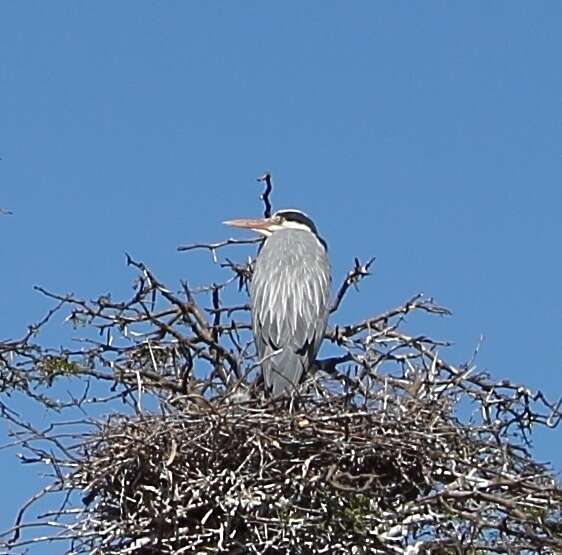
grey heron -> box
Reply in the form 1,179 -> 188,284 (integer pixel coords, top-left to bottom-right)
224,209 -> 332,397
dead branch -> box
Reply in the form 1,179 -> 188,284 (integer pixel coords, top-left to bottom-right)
331,256 -> 376,313
257,171 -> 273,218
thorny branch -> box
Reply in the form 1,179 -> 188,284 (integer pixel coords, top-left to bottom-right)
0,180 -> 561,554
331,256 -> 376,313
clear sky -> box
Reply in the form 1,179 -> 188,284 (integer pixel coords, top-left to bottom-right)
1,2 -> 561,551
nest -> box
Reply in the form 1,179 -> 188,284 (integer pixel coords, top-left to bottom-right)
69,385 -> 559,554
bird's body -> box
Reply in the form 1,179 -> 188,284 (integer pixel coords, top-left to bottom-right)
252,226 -> 331,397
224,209 -> 331,397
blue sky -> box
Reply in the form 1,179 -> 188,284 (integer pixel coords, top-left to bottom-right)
1,1 -> 561,550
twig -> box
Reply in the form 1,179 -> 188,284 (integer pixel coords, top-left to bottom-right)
177,237 -> 261,253
330,256 -> 376,312
257,172 -> 273,218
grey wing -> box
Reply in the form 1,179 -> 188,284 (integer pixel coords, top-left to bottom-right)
251,244 -> 331,397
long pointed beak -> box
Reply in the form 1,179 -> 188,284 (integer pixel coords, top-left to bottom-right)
223,217 -> 272,231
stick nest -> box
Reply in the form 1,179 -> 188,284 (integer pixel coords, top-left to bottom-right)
70,385 -> 560,554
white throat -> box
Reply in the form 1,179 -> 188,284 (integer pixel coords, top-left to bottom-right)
255,220 -> 314,237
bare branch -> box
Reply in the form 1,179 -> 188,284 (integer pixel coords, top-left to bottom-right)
331,256 -> 376,312
257,171 -> 273,218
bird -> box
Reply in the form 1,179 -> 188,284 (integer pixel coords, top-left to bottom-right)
224,209 -> 332,397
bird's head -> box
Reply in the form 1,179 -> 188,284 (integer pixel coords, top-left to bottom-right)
223,209 -> 319,238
